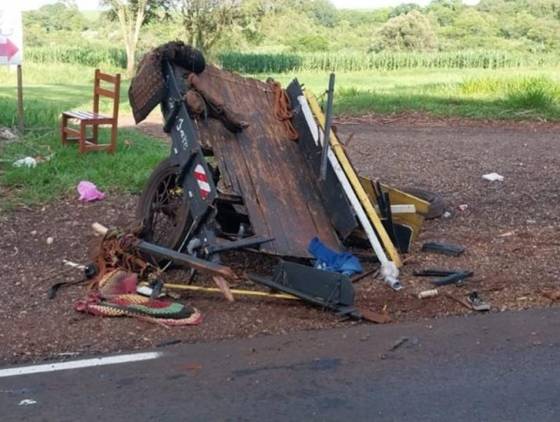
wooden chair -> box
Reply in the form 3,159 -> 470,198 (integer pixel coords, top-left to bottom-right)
61,69 -> 121,153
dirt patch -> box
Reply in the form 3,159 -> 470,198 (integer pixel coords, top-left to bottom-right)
1,119 -> 559,364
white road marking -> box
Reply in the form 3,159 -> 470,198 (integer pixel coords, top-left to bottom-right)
0,352 -> 162,379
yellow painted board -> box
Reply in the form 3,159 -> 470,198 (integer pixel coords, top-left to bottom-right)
358,177 -> 426,242
382,184 -> 430,216
305,91 -> 402,267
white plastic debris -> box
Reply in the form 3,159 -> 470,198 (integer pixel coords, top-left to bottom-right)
13,157 -> 37,168
18,399 -> 37,406
443,211 -> 452,218
482,172 -> 504,182
0,127 -> 18,140
457,204 -> 468,211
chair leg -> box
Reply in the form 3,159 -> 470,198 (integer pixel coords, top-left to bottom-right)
92,123 -> 99,145
79,121 -> 87,154
109,120 -> 118,154
61,115 -> 68,145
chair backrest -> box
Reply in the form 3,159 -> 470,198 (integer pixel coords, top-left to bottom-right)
93,69 -> 121,120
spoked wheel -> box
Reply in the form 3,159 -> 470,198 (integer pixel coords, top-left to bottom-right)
137,157 -> 192,250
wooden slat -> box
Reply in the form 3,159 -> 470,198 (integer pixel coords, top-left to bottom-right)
95,87 -> 116,98
84,143 -> 111,151
97,72 -> 118,84
63,127 -> 80,137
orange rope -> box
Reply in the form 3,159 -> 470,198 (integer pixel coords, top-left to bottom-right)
268,80 -> 299,141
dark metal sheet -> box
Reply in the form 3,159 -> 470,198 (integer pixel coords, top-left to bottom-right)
190,66 -> 342,257
286,80 -> 358,239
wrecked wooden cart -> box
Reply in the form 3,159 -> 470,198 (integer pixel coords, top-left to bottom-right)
125,42 -> 431,320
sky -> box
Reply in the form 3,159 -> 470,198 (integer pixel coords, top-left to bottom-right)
15,0 -> 480,11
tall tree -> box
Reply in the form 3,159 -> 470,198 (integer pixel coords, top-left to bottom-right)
177,0 -> 245,53
375,10 -> 437,52
103,0 -> 167,75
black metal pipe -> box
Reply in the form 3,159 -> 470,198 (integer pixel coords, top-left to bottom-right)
319,73 -> 335,181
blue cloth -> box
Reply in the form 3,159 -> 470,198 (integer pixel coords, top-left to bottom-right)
308,237 -> 363,277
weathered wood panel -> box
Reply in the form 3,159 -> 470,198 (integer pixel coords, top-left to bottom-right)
190,66 -> 341,257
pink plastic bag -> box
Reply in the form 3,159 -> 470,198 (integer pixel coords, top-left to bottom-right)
77,181 -> 105,202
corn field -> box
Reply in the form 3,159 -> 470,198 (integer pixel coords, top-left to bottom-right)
25,45 -> 559,73
26,45 -> 127,68
218,51 -> 559,73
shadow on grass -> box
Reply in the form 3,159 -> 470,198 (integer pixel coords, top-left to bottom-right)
334,90 -> 560,120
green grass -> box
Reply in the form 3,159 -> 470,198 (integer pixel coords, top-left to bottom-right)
0,63 -> 165,210
1,61 -> 560,208
261,67 -> 560,119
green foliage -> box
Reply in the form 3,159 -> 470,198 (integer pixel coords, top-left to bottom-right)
505,77 -> 559,110
288,34 -> 329,52
375,10 -> 437,52
23,2 -> 87,34
389,3 -> 421,18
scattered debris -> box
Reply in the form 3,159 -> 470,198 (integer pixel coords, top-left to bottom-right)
443,211 -> 452,218
542,290 -> 560,301
421,241 -> 465,256
350,267 -> 380,283
457,204 -> 468,211
358,308 -> 391,324
467,291 -> 491,311
248,261 -> 359,319
18,399 -> 37,406
46,237 -> 54,245
77,181 -> 105,202
389,336 -> 409,351
308,237 -> 363,276
482,172 -> 504,182
414,269 -> 473,286
0,126 -> 18,140
418,289 -> 439,299
156,339 -> 182,348
74,269 -> 202,327
13,157 -> 37,168
62,259 -> 86,270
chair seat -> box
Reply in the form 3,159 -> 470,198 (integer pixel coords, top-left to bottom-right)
62,110 -> 112,122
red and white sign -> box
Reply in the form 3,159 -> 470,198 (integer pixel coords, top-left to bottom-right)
0,7 -> 23,66
193,164 -> 211,200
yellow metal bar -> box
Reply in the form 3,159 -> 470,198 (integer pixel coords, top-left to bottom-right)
305,91 -> 402,267
164,283 -> 299,301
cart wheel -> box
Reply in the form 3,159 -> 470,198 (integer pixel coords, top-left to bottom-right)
137,157 -> 192,250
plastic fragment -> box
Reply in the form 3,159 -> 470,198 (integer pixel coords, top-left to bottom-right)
482,172 -> 504,182
77,181 -> 105,202
13,157 -> 37,168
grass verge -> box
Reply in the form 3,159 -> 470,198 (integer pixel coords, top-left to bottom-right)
0,63 -> 165,211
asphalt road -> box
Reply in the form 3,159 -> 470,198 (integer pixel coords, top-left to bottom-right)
2,308 -> 560,421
